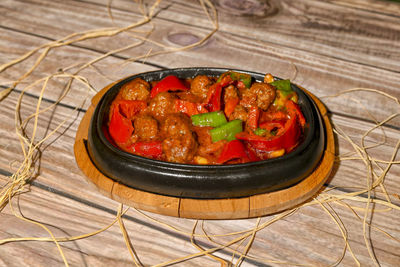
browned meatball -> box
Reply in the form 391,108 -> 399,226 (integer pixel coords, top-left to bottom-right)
160,113 -> 192,138
190,75 -> 213,100
223,85 -> 238,102
193,126 -> 212,147
240,88 -> 256,109
229,104 -> 247,121
120,78 -> 150,101
160,113 -> 198,163
241,82 -> 276,110
162,135 -> 197,163
251,82 -> 276,110
133,114 -> 158,141
148,92 -> 176,121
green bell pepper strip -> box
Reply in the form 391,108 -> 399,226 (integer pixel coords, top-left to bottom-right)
209,119 -> 243,142
254,128 -> 267,136
217,71 -> 252,88
270,79 -> 293,97
191,111 -> 227,127
270,79 -> 299,108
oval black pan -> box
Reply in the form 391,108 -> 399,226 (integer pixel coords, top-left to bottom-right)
87,67 -> 326,199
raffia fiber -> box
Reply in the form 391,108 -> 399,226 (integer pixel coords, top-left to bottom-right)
0,0 -> 399,266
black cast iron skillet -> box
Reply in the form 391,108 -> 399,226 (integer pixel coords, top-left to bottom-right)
87,68 -> 325,199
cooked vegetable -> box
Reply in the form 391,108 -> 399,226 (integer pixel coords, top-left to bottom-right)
246,106 -> 260,131
108,100 -> 145,144
191,111 -> 227,127
217,139 -> 250,164
218,71 -> 252,88
127,141 -> 163,158
205,82 -> 223,112
236,100 -> 303,153
175,99 -> 207,117
150,75 -> 189,98
254,128 -> 267,136
270,79 -> 298,108
107,70 -> 306,164
270,79 -> 292,97
224,97 -> 239,117
210,120 -> 243,143
236,114 -> 301,152
109,104 -> 133,144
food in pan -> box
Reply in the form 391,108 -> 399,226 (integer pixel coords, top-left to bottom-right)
106,71 -> 306,165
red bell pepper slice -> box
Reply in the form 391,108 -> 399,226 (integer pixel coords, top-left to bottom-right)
204,75 -> 235,112
224,97 -> 239,117
116,100 -> 147,119
261,110 -> 287,122
127,141 -> 163,158
286,100 -> 306,127
244,143 -> 261,162
247,106 -> 260,131
219,74 -> 234,87
109,103 -> 134,144
259,120 -> 286,135
217,139 -> 250,164
236,115 -> 301,152
205,82 -> 223,112
175,99 -> 208,117
150,75 -> 189,98
108,100 -> 146,144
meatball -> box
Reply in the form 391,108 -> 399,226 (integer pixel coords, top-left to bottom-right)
223,85 -> 238,102
159,113 -> 198,163
120,78 -> 150,101
190,75 -> 213,100
251,82 -> 276,110
162,135 -> 197,163
160,113 -> 192,138
133,114 -> 158,141
241,82 -> 276,111
193,126 -> 212,147
148,92 -> 176,121
229,104 -> 247,122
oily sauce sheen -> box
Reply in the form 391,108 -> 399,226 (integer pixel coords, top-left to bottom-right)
106,71 -> 306,165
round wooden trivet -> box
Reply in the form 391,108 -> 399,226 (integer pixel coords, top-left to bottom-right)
74,83 -> 335,220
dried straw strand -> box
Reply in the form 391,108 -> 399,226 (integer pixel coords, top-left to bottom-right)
1,0 -> 399,265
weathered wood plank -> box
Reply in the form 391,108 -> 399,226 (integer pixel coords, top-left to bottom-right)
0,178 -> 399,266
0,186 -> 219,266
1,0 -> 399,126
329,0 -> 400,16
89,0 -> 400,71
0,1 -> 399,265
0,27 -> 158,108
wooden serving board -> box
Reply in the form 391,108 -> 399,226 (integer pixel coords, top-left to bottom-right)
74,82 -> 335,220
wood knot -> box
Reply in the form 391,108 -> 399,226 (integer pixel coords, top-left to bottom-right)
167,32 -> 201,46
215,0 -> 278,17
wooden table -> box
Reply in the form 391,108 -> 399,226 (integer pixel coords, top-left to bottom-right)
0,0 -> 399,266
